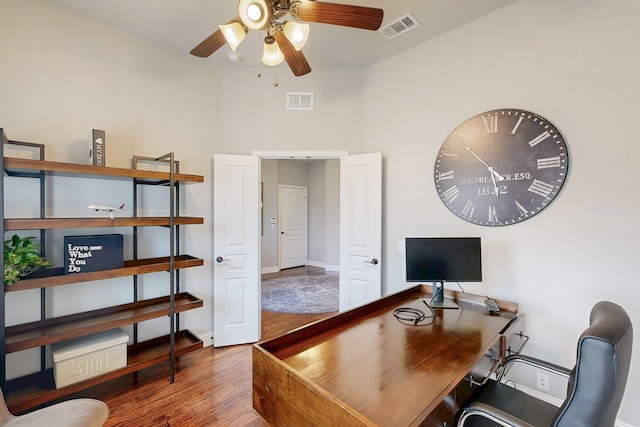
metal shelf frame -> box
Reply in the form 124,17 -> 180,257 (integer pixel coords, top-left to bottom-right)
1,128 -> 201,407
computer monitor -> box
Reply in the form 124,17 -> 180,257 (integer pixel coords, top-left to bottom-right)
405,237 -> 482,309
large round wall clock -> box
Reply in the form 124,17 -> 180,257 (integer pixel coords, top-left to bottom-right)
434,108 -> 569,226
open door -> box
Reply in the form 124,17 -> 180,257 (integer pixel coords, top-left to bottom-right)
339,152 -> 382,311
213,154 -> 260,346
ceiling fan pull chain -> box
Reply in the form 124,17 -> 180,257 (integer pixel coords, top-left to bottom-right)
273,57 -> 279,87
258,30 -> 264,79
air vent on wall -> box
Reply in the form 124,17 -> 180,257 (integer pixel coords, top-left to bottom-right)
287,92 -> 314,110
379,13 -> 420,40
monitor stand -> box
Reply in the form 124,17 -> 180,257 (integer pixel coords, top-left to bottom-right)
430,281 -> 459,309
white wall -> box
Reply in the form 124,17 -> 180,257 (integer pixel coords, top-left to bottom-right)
278,159 -> 309,186
308,161 -> 326,265
217,67 -> 366,154
260,160 -> 279,270
364,0 -> 639,423
308,160 -> 340,270
324,160 -> 340,268
261,160 -> 339,271
0,0 -> 219,374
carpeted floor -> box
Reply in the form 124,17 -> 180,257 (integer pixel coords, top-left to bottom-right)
261,274 -> 339,314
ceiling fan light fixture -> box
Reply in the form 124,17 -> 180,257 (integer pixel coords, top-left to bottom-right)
239,0 -> 271,30
262,36 -> 285,66
191,0 -> 383,78
226,51 -> 242,63
219,22 -> 247,51
283,21 -> 309,51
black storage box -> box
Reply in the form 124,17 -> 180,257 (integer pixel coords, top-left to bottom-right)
64,234 -> 123,274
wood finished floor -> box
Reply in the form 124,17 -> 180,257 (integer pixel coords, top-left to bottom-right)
89,267 -> 337,426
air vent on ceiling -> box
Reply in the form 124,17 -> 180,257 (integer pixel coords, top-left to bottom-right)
379,13 -> 420,40
287,92 -> 314,111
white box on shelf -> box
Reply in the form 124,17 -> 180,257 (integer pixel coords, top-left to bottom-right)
52,328 -> 129,388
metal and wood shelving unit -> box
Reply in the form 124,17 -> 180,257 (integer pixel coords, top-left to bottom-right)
1,128 -> 205,412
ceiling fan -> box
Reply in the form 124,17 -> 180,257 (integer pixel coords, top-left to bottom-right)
190,0 -> 384,77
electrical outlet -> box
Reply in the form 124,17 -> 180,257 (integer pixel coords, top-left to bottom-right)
537,372 -> 550,392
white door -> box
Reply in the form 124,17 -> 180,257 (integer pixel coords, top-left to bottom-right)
339,152 -> 382,311
213,154 -> 260,346
279,184 -> 307,269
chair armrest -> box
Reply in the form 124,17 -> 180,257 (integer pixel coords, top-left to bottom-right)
458,402 -> 535,427
499,354 -> 571,380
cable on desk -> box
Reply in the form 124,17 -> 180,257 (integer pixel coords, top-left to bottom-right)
393,302 -> 435,326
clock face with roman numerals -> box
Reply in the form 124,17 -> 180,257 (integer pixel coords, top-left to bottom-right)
434,109 -> 569,226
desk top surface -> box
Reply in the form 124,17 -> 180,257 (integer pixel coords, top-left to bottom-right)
256,286 -> 517,426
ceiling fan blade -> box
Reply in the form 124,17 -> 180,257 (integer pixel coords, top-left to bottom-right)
294,1 -> 384,31
190,28 -> 227,58
274,31 -> 312,76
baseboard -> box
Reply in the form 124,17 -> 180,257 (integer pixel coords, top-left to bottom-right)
261,266 -> 280,274
306,260 -> 324,269
513,384 -> 563,407
306,260 -> 339,272
514,384 -> 635,427
197,331 -> 213,348
263,262 -> 340,273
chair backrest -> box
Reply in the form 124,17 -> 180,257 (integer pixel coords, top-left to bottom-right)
0,387 -> 15,423
554,301 -> 633,427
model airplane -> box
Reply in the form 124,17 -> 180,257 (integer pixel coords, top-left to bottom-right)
88,203 -> 124,219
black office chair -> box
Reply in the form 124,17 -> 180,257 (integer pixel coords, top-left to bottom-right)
457,301 -> 633,427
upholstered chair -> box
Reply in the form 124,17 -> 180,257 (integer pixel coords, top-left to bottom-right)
457,301 -> 633,427
0,388 -> 109,427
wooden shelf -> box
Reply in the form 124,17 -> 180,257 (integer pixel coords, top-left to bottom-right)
4,330 -> 203,413
5,292 -> 203,353
2,144 -> 204,409
3,157 -> 203,183
5,255 -> 204,292
4,216 -> 204,230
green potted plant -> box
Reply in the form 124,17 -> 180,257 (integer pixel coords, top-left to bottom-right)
3,234 -> 52,286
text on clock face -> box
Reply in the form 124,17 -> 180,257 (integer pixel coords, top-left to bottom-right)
455,172 -> 533,186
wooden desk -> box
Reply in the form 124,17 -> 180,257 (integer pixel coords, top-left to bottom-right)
253,285 -> 524,426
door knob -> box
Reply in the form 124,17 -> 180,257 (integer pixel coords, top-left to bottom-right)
216,256 -> 230,263
365,258 -> 379,265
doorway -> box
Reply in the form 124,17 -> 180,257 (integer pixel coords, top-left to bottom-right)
212,151 -> 382,347
260,158 -> 340,275
261,159 -> 340,319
